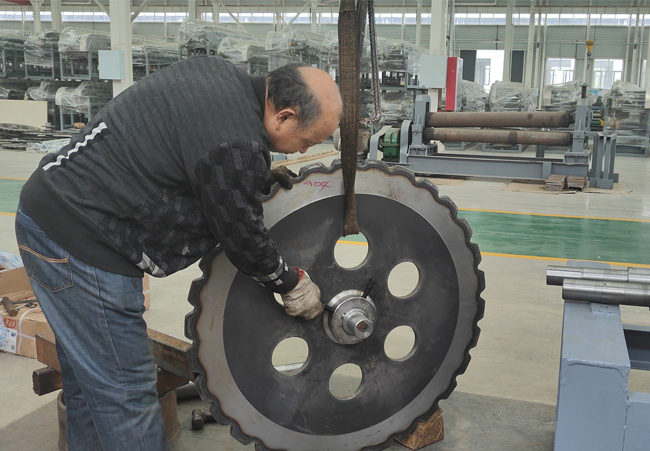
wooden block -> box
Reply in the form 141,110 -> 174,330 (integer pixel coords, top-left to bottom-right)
35,329 -> 193,380
398,408 -> 444,450
32,366 -> 62,396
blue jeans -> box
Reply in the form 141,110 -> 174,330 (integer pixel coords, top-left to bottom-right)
15,205 -> 169,451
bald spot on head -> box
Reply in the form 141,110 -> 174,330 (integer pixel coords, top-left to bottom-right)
298,66 -> 343,124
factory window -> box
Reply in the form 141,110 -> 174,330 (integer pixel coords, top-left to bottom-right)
545,14 -> 560,25
404,13 -> 417,25
546,58 -> 575,85
480,14 -> 506,25
286,12 -> 310,24
571,14 -> 589,25
252,13 -> 274,23
320,12 -> 338,24
592,59 -> 623,89
375,13 -> 402,24
0,11 -> 32,20
466,13 -> 480,25
476,59 -> 491,88
512,14 -> 531,25
590,14 -> 631,26
135,13 -> 155,22
218,13 -> 236,23
238,13 -> 252,23
166,13 -> 188,23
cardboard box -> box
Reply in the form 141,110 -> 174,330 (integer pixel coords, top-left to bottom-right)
0,266 -> 51,358
1,267 -> 151,359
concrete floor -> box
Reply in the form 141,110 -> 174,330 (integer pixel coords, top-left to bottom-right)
2,143 -> 650,450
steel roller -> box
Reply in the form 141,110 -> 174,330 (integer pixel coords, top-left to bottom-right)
426,111 -> 571,129
425,127 -> 573,146
185,160 -> 485,451
547,265 -> 650,286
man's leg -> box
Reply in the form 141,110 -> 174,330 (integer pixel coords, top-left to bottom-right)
56,340 -> 102,449
15,207 -> 168,451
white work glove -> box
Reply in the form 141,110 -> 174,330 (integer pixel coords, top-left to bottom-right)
281,269 -> 324,320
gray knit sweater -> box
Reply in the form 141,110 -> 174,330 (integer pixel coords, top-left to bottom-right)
20,56 -> 298,293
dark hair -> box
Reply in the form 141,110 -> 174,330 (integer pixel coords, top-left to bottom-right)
266,63 -> 321,130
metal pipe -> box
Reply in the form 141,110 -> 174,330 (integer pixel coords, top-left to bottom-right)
547,266 -> 650,286
562,280 -> 650,308
426,127 -> 572,146
426,111 -> 571,128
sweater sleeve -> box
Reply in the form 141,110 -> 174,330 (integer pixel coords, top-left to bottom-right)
191,140 -> 299,294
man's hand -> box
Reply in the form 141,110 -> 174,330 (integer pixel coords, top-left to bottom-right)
281,269 -> 324,320
262,166 -> 298,195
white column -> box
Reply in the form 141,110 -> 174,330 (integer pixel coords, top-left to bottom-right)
415,0 -> 422,47
51,0 -> 63,32
188,0 -> 198,20
582,20 -> 591,82
30,0 -> 42,34
637,19 -> 645,85
503,0 -> 514,82
212,0 -> 219,23
533,12 -> 543,88
538,18 -> 547,108
311,0 -> 318,33
645,21 -> 650,103
429,0 -> 447,55
109,0 -> 133,97
428,0 -> 448,112
448,1 -> 455,57
524,3 -> 535,87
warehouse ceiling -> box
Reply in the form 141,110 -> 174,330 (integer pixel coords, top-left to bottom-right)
0,0 -> 647,12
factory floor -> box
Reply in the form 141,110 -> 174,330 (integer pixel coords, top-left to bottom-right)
1,142 -> 650,450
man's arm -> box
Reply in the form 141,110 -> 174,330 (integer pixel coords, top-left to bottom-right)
191,140 -> 299,293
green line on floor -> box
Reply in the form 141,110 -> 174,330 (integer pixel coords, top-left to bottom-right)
0,178 -> 23,215
2,177 -> 650,266
457,210 -> 650,266
337,211 -> 650,266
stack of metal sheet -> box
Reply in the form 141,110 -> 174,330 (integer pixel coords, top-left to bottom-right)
545,174 -> 567,191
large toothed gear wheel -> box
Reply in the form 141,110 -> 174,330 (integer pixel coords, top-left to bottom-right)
185,160 -> 485,451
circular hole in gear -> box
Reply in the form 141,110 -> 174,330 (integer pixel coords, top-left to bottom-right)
271,337 -> 309,376
387,261 -> 420,298
384,326 -> 417,361
333,233 -> 368,269
329,363 -> 363,400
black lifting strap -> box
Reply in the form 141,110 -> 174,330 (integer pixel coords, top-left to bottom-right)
338,0 -> 374,236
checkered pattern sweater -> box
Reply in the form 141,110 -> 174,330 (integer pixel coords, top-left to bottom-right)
20,57 -> 299,293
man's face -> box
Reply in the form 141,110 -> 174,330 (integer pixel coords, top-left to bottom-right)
268,113 -> 339,155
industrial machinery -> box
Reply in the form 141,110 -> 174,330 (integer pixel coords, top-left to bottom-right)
604,81 -> 650,157
186,160 -> 485,450
547,263 -> 650,451
24,31 -> 61,80
0,29 -> 27,78
58,27 -> 110,80
55,81 -> 112,130
369,93 -> 619,189
266,30 -> 330,72
177,18 -> 254,58
131,37 -> 180,81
